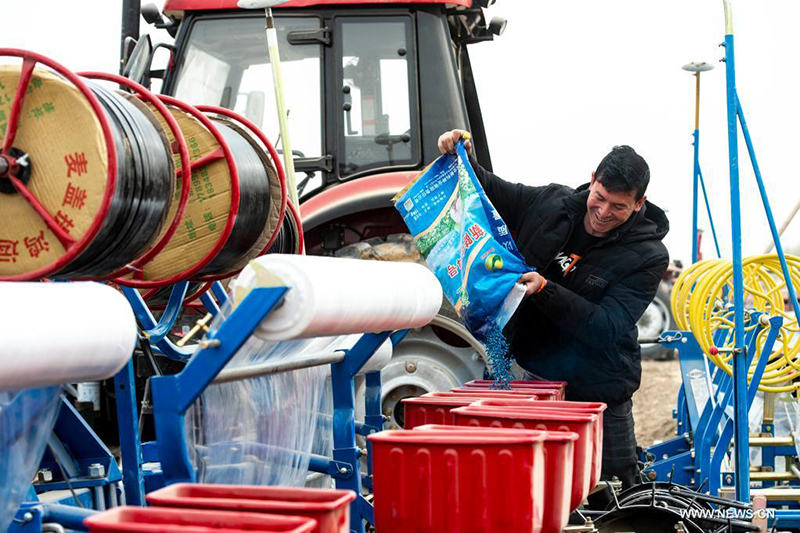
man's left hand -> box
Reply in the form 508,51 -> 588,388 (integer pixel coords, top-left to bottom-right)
520,271 -> 544,297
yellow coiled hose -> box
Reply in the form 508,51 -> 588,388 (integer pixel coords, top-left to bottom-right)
670,254 -> 800,392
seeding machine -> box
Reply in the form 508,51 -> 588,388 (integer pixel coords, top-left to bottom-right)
2,0 -> 800,532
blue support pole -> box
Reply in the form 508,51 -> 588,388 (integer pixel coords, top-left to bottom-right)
692,129 -> 700,263
722,13 -> 749,499
330,332 -> 392,533
736,98 -> 800,319
697,166 -> 722,258
113,359 -> 145,506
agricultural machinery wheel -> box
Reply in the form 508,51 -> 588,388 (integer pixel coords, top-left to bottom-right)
639,281 -> 676,360
337,235 -> 487,428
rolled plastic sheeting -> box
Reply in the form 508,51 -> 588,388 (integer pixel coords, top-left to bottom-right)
231,255 -> 443,341
0,282 -> 137,392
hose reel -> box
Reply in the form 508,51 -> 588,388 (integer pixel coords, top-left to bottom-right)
0,49 -> 297,291
671,254 -> 800,392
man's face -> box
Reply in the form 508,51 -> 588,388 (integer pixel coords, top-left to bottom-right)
584,174 -> 646,237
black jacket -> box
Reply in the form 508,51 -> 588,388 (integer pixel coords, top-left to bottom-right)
473,163 -> 670,406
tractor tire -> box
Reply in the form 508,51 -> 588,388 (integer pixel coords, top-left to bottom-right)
638,281 -> 676,361
335,234 -> 487,427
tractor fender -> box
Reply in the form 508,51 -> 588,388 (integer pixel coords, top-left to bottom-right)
300,171 -> 418,232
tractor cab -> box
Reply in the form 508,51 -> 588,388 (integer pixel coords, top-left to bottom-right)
141,0 -> 504,253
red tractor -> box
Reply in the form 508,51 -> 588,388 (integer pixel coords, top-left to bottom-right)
129,0 -> 506,427
130,0 -> 671,426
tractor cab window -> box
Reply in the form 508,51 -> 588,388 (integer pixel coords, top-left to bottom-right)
172,15 -> 324,196
338,16 -> 419,178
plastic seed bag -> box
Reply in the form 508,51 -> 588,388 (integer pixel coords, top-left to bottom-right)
394,141 -> 532,385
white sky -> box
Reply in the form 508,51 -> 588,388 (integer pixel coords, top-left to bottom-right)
3,1 -> 800,265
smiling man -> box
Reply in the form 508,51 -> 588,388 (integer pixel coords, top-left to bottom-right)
438,130 -> 670,499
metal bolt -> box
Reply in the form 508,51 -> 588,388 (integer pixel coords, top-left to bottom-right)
339,467 -> 350,475
22,512 -> 33,523
405,362 -> 417,374
648,471 -> 657,481
36,468 -> 53,483
662,454 -> 669,460
88,463 -> 106,478
725,474 -> 733,484
199,339 -> 221,349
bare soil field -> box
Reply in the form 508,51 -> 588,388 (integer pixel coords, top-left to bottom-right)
633,359 -> 683,448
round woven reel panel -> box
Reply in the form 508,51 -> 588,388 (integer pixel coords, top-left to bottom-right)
127,102 -> 237,285
194,115 -> 276,280
0,65 -> 109,278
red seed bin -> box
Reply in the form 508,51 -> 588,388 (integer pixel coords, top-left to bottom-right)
452,406 -> 597,511
146,485 -> 355,533
84,506 -> 316,533
401,396 -> 480,428
472,399 -> 607,487
464,380 -> 568,400
368,428 -> 547,533
413,425 -> 578,533
449,388 -> 560,400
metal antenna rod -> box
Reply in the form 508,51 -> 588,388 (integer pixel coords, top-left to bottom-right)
237,0 -> 300,208
682,61 -> 715,263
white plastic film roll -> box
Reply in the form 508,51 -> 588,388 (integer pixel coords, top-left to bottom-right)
231,255 -> 443,340
0,282 -> 137,391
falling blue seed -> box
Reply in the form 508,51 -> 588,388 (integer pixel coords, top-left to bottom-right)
485,326 -> 512,390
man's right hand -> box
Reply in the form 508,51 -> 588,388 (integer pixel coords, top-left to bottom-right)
437,129 -> 472,155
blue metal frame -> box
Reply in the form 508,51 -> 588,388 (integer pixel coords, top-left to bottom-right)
8,503 -> 95,533
643,315 -> 782,494
722,28 -> 750,502
121,283 -> 194,361
114,360 -> 144,506
150,286 -> 288,482
691,128 -> 722,262
143,285 -> 395,532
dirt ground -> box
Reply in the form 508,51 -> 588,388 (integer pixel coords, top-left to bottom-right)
633,359 -> 684,448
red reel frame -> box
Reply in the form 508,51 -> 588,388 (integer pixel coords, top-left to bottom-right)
123,94 -> 241,291
0,49 -> 117,281
192,105 -> 288,282
77,71 -> 192,282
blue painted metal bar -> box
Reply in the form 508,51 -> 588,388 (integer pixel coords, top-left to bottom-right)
151,287 -> 287,483
736,97 -> 800,319
723,22 -> 750,501
200,291 -> 221,318
39,503 -> 95,530
692,129 -> 700,263
210,281 -> 230,308
709,316 -> 780,495
697,166 -> 722,258
363,371 -> 385,481
330,332 -> 392,533
114,359 -> 145,506
121,284 -> 195,362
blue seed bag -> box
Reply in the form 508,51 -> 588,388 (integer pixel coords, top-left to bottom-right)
394,141 -> 532,383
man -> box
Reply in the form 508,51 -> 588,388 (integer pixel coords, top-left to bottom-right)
438,129 -> 670,497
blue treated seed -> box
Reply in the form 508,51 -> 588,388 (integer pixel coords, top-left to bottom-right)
485,326 -> 512,390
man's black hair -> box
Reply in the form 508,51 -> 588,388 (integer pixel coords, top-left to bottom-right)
594,145 -> 650,201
